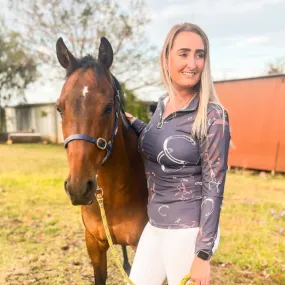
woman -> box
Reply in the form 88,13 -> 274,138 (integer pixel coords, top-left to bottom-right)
125,23 -> 231,285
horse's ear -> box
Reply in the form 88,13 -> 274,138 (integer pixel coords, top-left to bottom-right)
98,37 -> 113,69
56,37 -> 77,69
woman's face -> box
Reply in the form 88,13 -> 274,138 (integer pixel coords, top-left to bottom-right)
168,31 -> 205,92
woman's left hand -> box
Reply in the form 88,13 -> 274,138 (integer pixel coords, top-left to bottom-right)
189,256 -> 211,285
125,112 -> 137,125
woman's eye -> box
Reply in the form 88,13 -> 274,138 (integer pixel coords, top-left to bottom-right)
179,53 -> 187,57
197,53 -> 205,59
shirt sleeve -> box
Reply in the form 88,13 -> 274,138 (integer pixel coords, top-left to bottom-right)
131,118 -> 147,136
195,106 -> 231,255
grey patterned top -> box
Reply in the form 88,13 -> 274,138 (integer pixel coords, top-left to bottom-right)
132,94 -> 231,254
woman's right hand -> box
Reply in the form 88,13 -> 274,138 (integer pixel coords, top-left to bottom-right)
125,112 -> 137,125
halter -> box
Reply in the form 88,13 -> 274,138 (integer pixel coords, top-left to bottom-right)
63,74 -> 122,165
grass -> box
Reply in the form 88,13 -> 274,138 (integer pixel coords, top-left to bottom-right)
0,144 -> 284,285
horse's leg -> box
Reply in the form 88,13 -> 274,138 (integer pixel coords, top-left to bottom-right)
85,229 -> 108,285
121,245 -> 131,275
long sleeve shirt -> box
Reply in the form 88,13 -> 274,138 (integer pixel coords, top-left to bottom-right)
132,94 -> 231,254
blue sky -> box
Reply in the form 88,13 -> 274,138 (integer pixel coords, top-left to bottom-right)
3,0 -> 285,103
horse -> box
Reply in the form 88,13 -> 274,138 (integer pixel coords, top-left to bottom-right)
55,37 -> 148,285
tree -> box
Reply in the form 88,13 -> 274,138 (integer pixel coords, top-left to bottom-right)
267,57 -> 285,75
0,21 -> 37,132
10,0 -> 160,93
122,83 -> 151,123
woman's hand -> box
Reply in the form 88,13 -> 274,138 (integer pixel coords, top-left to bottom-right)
125,112 -> 137,125
190,256 -> 211,285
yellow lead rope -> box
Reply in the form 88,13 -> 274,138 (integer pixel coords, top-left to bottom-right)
95,190 -> 135,285
95,188 -> 194,285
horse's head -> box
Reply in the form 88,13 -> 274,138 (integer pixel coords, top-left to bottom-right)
56,37 -> 119,205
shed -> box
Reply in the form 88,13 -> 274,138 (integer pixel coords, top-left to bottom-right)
5,103 -> 63,143
215,74 -> 285,173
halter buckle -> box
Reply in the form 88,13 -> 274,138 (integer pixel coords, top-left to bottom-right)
95,185 -> 104,199
97,138 -> 107,150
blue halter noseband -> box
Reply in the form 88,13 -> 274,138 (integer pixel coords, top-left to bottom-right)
63,74 -> 122,165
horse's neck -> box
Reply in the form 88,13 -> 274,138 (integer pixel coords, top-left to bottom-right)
99,113 -> 139,177
96,113 -> 146,201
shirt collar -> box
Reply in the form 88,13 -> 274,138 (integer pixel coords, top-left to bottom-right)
158,93 -> 200,112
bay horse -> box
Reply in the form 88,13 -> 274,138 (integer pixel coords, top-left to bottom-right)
55,37 -> 148,285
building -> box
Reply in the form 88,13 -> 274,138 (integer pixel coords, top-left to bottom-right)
4,102 -> 63,143
215,74 -> 285,173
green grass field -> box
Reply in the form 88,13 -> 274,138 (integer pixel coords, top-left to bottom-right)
0,144 -> 284,285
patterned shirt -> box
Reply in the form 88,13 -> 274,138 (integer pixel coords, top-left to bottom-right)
132,94 -> 231,254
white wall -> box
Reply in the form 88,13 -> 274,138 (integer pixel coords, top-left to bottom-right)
5,108 -> 17,132
5,104 -> 64,143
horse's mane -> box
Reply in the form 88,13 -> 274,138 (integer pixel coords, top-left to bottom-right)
66,55 -> 102,77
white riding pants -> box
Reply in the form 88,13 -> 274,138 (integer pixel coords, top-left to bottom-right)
128,222 -> 220,285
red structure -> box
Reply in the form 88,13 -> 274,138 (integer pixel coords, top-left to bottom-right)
215,74 -> 285,173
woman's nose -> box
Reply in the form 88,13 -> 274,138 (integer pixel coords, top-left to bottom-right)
186,55 -> 196,69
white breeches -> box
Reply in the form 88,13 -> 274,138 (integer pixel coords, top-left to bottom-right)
128,222 -> 220,285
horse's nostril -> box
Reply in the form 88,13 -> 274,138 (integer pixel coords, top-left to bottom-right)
64,180 -> 68,191
86,180 -> 94,194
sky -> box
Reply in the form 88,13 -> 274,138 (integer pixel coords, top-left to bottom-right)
145,0 -> 285,79
3,0 -> 285,103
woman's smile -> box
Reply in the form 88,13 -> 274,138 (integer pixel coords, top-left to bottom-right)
181,70 -> 197,77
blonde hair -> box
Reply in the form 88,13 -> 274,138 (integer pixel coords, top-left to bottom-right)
160,23 -> 224,139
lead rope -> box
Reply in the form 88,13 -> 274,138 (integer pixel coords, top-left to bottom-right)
95,185 -> 194,285
95,186 -> 135,285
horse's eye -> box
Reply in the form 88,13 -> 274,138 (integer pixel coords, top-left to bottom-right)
104,104 -> 113,115
56,105 -> 63,116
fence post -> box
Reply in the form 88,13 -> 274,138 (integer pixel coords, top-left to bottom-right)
272,140 -> 280,176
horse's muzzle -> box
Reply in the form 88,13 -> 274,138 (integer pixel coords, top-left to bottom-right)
64,178 -> 96,205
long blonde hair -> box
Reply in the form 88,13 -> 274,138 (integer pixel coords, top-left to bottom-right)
160,23 -> 224,139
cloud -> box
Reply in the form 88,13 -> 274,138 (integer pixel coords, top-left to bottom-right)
227,36 -> 271,48
149,0 -> 284,19
146,0 -> 285,43
247,36 -> 271,44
